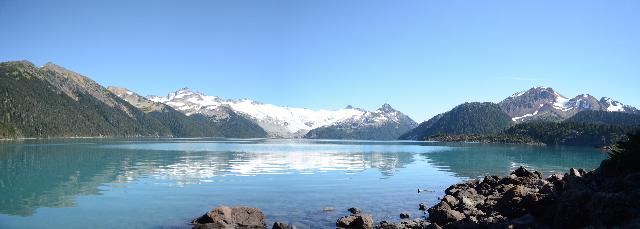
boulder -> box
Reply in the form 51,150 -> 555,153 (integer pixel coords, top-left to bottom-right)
399,212 -> 410,219
442,195 -> 459,207
348,207 -> 362,215
512,166 -> 535,178
418,203 -> 428,211
272,222 -> 296,229
337,214 -> 373,229
192,205 -> 267,229
427,201 -> 464,226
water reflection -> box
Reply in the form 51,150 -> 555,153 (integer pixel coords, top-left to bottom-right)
0,139 -> 427,216
0,139 -> 607,221
423,143 -> 607,179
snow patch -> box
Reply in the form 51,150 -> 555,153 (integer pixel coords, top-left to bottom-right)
509,91 -> 526,98
512,110 -> 539,122
552,92 -> 572,111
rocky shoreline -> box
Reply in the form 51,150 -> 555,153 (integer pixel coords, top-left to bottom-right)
191,165 -> 639,229
192,133 -> 640,228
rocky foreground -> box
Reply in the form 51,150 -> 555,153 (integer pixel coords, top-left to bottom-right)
191,164 -> 639,229
192,134 -> 640,228
418,166 -> 639,228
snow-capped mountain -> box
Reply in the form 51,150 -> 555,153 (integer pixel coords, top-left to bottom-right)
304,104 -> 418,140
499,87 -> 639,122
148,88 -> 413,138
109,87 -> 268,138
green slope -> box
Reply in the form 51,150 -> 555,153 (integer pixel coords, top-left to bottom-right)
0,61 -> 172,137
399,102 -> 513,140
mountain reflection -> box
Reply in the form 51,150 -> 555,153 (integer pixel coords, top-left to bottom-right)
422,143 -> 607,179
0,139 -> 606,218
0,139 -> 422,216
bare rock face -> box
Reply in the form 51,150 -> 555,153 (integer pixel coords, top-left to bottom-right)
192,205 -> 267,229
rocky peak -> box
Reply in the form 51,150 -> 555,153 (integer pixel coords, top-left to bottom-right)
379,103 -> 396,113
501,87 -> 640,122
42,62 -> 92,85
566,94 -> 600,110
108,86 -> 165,113
39,62 -> 129,112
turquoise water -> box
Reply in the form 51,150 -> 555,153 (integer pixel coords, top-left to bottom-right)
0,139 -> 607,229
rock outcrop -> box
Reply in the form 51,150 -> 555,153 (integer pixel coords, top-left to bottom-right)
336,208 -> 374,229
421,166 -> 640,228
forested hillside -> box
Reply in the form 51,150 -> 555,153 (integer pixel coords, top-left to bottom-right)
399,102 -> 513,140
504,122 -> 638,147
565,110 -> 640,126
0,61 -> 173,138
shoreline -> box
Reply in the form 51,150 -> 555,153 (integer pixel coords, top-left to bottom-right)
191,165 -> 639,229
425,134 -> 546,146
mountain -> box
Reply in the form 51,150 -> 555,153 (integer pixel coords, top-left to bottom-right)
565,110 -> 640,126
499,87 -> 639,123
303,104 -> 417,140
149,88 -> 411,138
108,87 -> 267,138
399,102 -> 513,140
0,61 -> 172,138
107,87 -> 223,138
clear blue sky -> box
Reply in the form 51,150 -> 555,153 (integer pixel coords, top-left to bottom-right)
1,0 -> 639,121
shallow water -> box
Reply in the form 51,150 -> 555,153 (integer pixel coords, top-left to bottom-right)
0,138 -> 607,228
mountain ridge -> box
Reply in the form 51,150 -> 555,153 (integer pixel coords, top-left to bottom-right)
148,88 -> 416,138
499,86 -> 638,123
303,103 -> 418,140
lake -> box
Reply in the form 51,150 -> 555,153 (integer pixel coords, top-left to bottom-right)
0,138 -> 607,228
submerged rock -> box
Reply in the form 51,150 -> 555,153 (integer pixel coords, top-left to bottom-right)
192,205 -> 266,229
322,207 -> 335,212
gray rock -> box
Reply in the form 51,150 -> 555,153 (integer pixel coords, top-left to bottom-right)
427,201 -> 464,226
348,207 -> 362,215
192,205 -> 266,229
399,212 -> 410,219
418,203 -> 428,211
272,222 -> 296,229
442,195 -> 458,207
512,166 -> 534,178
337,214 -> 373,229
